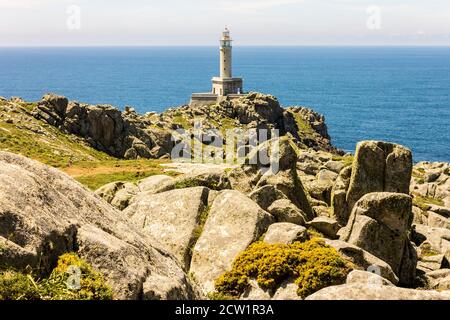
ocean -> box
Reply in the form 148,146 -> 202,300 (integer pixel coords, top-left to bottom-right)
0,46 -> 449,162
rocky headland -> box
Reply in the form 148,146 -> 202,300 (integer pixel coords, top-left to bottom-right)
0,93 -> 450,300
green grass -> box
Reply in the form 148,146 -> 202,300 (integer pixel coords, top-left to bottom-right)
413,195 -> 444,211
187,205 -> 211,266
172,114 -> 190,129
293,112 -> 315,136
0,102 -> 180,190
0,253 -> 112,300
419,243 -> 441,257
68,159 -> 177,190
412,167 -> 426,184
332,154 -> 354,167
0,106 -> 112,168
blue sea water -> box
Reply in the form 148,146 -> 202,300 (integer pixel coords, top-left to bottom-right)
0,46 -> 449,162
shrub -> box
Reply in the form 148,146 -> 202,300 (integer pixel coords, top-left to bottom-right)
0,271 -> 40,300
0,253 -> 112,300
40,253 -> 113,300
215,238 -> 351,299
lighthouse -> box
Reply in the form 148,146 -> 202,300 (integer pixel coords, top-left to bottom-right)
220,28 -> 232,78
190,27 -> 244,106
212,28 -> 243,96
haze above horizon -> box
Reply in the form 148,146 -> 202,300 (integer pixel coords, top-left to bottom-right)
1,0 -> 449,46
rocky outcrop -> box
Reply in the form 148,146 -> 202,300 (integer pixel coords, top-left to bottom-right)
30,92 -> 340,160
285,106 -> 335,152
228,137 -> 314,222
305,283 -> 450,300
0,151 -> 198,300
339,192 -> 416,286
189,190 -> 273,294
32,94 -> 171,159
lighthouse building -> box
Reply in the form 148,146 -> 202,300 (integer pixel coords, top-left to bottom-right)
190,28 -> 245,106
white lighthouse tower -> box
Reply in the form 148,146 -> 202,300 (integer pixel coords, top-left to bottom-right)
190,27 -> 244,106
212,28 -> 243,96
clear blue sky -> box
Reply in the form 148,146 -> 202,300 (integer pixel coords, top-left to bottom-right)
1,0 -> 449,46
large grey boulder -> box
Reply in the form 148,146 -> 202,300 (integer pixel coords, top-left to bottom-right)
306,283 -> 450,300
413,224 -> 450,254
0,151 -> 198,299
124,187 -> 209,270
95,181 -> 139,210
331,166 -> 352,225
425,269 -> 450,290
332,141 -> 412,227
267,199 -> 307,225
263,223 -> 309,244
190,190 -> 273,294
324,239 -> 399,285
249,185 -> 286,210
307,217 -> 340,239
137,174 -> 175,193
428,211 -> 450,229
346,141 -> 412,213
339,192 -> 416,285
346,270 -> 394,286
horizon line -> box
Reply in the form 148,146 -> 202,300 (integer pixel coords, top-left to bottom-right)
1,44 -> 450,48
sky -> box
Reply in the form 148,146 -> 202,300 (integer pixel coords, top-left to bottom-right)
0,0 -> 449,46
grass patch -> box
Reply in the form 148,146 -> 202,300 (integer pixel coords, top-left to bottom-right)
0,112 -> 112,168
293,113 -> 315,136
214,238 -> 351,299
419,243 -> 441,257
413,195 -> 444,211
187,205 -> 211,261
332,154 -> 354,167
69,159 -> 176,190
0,253 -> 112,300
207,292 -> 236,300
412,168 -> 426,184
172,114 -> 190,129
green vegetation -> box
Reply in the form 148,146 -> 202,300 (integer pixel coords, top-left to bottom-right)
214,238 -> 352,299
207,292 -> 236,300
0,102 -> 177,190
293,113 -> 315,136
0,253 -> 112,300
0,271 -> 41,300
413,195 -> 444,212
0,120 -> 112,168
332,154 -> 354,167
70,159 -> 176,190
188,205 -> 211,259
419,242 -> 440,257
173,177 -> 222,191
193,205 -> 211,242
172,113 -> 190,129
412,167 -> 426,184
